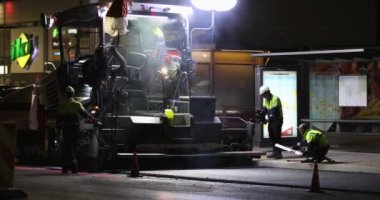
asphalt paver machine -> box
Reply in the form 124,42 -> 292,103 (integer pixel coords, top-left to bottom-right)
39,1 -> 256,170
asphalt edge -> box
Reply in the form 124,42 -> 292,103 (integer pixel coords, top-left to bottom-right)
140,172 -> 380,195
251,159 -> 380,174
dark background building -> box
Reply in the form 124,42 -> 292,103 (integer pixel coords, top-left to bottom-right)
138,0 -> 379,50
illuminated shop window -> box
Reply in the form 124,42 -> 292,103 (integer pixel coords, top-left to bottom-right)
0,65 -> 8,74
0,3 -> 4,25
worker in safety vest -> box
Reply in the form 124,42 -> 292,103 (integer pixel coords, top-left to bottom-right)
259,85 -> 283,159
292,123 -> 330,163
57,86 -> 94,174
117,19 -> 167,95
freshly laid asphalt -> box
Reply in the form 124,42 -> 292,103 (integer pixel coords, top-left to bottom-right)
7,146 -> 380,199
139,147 -> 380,195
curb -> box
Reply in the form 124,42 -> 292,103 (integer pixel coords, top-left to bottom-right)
251,159 -> 380,174
140,172 -> 380,195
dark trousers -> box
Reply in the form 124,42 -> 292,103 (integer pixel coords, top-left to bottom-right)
308,144 -> 330,161
62,125 -> 80,172
268,119 -> 283,155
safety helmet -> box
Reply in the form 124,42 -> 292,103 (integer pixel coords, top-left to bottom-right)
65,86 -> 75,97
259,85 -> 270,95
298,123 -> 308,131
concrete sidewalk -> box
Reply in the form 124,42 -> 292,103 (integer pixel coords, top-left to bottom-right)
252,148 -> 380,174
249,132 -> 380,174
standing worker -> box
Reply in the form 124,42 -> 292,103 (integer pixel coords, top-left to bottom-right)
259,85 -> 283,159
57,86 -> 94,174
292,123 -> 330,163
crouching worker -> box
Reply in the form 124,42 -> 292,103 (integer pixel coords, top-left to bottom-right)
57,86 -> 94,174
292,123 -> 330,163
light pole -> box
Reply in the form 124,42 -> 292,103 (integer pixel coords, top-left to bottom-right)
190,0 -> 237,95
190,0 -> 237,48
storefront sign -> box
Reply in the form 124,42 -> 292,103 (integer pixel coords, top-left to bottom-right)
10,33 -> 37,70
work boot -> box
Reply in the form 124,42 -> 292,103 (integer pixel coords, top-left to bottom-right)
274,148 -> 283,159
267,151 -> 277,158
274,153 -> 283,159
324,156 -> 335,163
267,153 -> 282,159
267,147 -> 277,158
301,158 -> 313,163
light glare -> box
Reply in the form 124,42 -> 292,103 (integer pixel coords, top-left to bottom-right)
191,0 -> 237,11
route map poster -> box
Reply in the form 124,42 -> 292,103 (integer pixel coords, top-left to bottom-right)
263,70 -> 298,138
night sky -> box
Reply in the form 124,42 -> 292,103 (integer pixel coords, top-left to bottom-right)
137,0 -> 378,51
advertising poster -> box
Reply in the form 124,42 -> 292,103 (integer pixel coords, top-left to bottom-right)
339,75 -> 367,107
309,74 -> 340,131
263,70 -> 298,138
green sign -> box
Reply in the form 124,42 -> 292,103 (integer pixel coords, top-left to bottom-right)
10,33 -> 36,70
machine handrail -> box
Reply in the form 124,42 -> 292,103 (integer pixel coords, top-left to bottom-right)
171,71 -> 190,109
218,116 -> 249,129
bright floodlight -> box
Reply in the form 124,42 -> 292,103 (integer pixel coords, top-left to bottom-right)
191,0 -> 237,11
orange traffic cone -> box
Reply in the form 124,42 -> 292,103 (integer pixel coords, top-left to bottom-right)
129,152 -> 140,177
308,161 -> 322,193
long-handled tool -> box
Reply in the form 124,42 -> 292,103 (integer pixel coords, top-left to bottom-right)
276,143 -> 336,163
275,143 -> 303,156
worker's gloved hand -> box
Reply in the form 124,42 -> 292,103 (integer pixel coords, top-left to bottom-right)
254,109 -> 266,124
88,116 -> 98,124
291,144 -> 300,150
90,117 -> 103,126
90,116 -> 96,122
